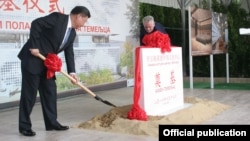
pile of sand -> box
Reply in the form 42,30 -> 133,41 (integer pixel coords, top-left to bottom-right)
77,97 -> 230,137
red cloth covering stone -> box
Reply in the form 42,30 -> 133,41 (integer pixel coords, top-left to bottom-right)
127,47 -> 148,121
127,31 -> 171,121
44,53 -> 62,79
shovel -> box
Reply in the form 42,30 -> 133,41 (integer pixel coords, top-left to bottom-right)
37,53 -> 117,108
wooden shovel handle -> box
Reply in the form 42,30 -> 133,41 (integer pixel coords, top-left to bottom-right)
37,53 -> 96,97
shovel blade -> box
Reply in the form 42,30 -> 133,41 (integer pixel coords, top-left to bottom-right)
94,95 -> 117,107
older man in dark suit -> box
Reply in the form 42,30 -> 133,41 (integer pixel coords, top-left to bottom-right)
17,6 -> 91,136
140,15 -> 167,45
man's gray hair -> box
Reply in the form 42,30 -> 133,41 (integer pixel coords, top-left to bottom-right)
142,15 -> 155,25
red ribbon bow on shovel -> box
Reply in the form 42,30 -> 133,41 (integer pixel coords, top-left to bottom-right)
43,53 -> 62,79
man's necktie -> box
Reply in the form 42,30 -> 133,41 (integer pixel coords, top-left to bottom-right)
60,28 -> 72,48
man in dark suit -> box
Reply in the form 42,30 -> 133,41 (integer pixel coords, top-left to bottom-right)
140,15 -> 167,45
17,6 -> 91,136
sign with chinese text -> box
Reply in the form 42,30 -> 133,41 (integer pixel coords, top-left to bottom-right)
139,47 -> 184,116
0,0 -> 127,35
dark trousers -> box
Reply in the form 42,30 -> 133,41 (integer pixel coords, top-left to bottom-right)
19,67 -> 59,131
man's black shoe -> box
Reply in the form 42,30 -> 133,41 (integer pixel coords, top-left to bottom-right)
19,129 -> 36,136
46,125 -> 69,131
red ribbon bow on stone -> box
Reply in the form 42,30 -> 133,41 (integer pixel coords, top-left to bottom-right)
142,30 -> 171,53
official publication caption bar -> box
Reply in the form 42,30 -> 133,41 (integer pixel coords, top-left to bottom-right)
159,125 -> 249,140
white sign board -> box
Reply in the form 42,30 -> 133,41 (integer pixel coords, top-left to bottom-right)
139,47 -> 184,116
239,28 -> 250,35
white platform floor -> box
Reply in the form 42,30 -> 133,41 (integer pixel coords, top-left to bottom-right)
0,87 -> 250,140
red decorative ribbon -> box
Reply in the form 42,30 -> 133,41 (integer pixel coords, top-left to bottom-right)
44,53 -> 62,79
127,47 -> 148,121
127,31 -> 171,121
142,31 -> 171,53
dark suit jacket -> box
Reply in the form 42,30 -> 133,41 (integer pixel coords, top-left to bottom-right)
18,12 -> 76,75
140,22 -> 167,46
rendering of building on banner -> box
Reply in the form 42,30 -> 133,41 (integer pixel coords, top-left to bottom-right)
189,6 -> 229,88
0,0 -> 134,102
